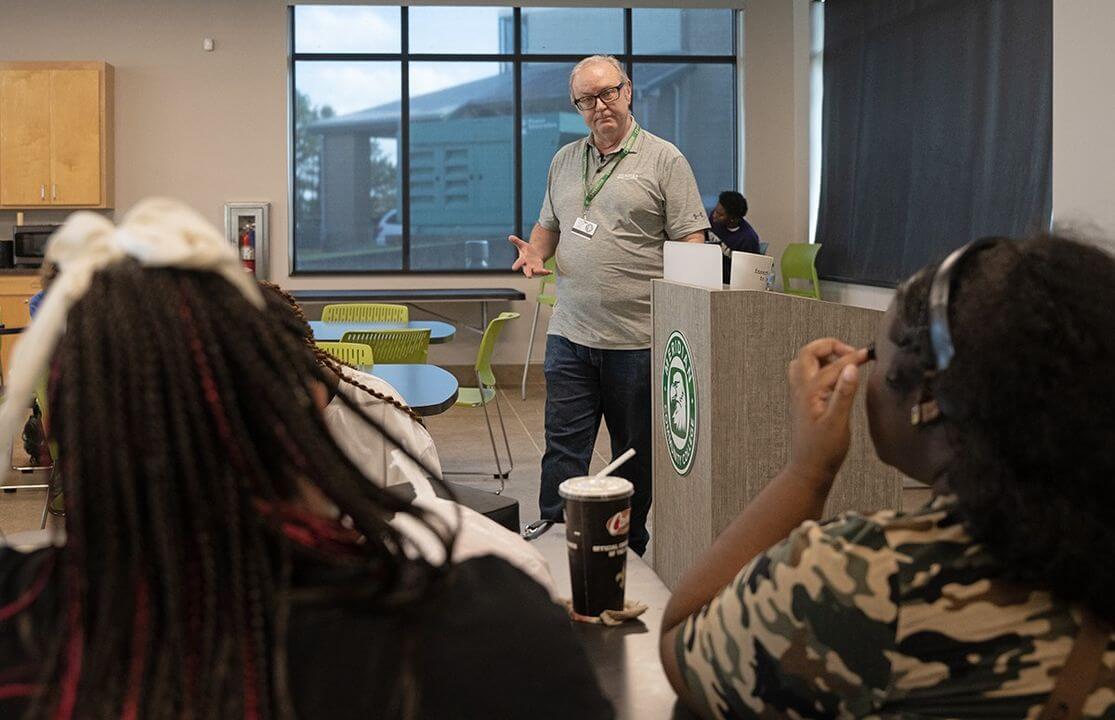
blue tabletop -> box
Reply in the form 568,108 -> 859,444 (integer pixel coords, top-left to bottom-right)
369,364 -> 459,416
310,320 -> 455,344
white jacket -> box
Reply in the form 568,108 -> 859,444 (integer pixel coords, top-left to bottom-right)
322,367 -> 442,486
323,368 -> 556,596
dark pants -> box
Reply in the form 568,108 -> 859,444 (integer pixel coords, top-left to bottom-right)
540,335 -> 652,555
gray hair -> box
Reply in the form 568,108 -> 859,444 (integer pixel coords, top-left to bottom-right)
568,55 -> 630,99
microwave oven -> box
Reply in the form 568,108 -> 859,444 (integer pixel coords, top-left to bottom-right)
12,224 -> 60,267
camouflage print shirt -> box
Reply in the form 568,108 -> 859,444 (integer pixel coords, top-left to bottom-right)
676,495 -> 1115,718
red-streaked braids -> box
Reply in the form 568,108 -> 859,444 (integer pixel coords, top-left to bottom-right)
18,261 -> 450,719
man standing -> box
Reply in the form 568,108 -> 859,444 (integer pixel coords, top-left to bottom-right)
509,55 -> 708,555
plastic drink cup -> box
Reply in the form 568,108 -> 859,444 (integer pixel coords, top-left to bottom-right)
559,475 -> 635,617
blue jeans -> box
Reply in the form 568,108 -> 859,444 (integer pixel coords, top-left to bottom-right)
540,335 -> 652,555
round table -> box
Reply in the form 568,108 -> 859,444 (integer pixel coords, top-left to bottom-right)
370,364 -> 459,416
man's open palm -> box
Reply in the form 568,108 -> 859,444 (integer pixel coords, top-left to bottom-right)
508,235 -> 552,278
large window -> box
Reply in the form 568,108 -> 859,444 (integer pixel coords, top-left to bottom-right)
292,6 -> 739,274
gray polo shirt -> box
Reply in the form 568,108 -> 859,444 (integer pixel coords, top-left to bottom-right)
538,121 -> 709,350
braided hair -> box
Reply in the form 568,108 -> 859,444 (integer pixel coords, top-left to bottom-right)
21,261 -> 452,719
886,234 -> 1115,625
258,282 -> 423,425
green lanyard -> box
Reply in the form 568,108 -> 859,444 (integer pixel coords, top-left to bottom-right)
582,123 -> 641,213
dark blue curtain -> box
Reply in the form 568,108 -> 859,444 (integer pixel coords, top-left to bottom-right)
815,0 -> 1052,286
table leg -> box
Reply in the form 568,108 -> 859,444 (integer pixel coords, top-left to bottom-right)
481,301 -> 489,331
410,302 -> 484,335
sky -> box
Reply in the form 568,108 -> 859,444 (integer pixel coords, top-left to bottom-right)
293,7 -> 732,118
295,6 -> 508,116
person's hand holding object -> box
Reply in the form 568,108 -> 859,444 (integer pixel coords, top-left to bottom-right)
785,338 -> 871,492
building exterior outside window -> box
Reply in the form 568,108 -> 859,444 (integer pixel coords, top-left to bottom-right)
293,6 -> 739,273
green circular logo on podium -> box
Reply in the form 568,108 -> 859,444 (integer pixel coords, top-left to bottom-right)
662,330 -> 697,476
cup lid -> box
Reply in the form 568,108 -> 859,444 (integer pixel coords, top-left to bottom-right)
558,475 -> 634,501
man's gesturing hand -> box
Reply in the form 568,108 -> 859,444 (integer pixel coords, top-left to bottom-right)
508,235 -> 552,278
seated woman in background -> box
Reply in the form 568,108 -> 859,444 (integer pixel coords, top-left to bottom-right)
661,234 -> 1115,718
0,199 -> 612,720
260,281 -> 442,485
261,281 -> 555,594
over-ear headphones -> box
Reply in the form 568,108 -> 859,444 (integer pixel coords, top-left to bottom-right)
911,236 -> 1005,424
927,236 -> 1005,371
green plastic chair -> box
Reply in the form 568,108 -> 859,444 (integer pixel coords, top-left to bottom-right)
445,311 -> 520,493
322,303 -> 408,323
780,243 -> 823,299
341,328 -> 430,364
520,257 -> 557,400
315,341 -> 374,369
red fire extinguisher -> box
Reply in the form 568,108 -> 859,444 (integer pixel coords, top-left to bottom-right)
240,223 -> 256,274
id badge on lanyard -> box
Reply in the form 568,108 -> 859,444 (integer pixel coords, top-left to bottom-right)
577,124 -> 640,240
572,216 -> 598,239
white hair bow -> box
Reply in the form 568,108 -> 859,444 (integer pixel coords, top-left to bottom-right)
0,197 -> 263,462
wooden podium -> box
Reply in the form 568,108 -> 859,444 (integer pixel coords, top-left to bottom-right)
651,280 -> 901,589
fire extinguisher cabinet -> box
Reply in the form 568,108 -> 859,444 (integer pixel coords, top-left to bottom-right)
223,202 -> 270,280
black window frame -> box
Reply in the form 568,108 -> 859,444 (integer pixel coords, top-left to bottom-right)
289,6 -> 739,276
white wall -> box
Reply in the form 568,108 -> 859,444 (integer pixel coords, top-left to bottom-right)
1052,0 -> 1115,243
742,0 -> 813,270
819,281 -> 893,311
0,0 -> 290,244
0,0 -> 297,317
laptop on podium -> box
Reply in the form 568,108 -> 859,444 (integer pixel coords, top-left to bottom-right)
663,241 -> 722,289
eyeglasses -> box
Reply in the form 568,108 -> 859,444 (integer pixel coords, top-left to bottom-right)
572,82 -> 625,111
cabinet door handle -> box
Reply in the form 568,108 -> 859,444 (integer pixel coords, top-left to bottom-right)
40,185 -> 46,200
52,184 -> 58,201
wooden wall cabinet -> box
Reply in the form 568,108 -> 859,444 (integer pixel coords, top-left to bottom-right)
0,61 -> 114,209
0,274 -> 42,374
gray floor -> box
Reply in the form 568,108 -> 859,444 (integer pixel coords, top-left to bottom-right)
425,379 -> 615,524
